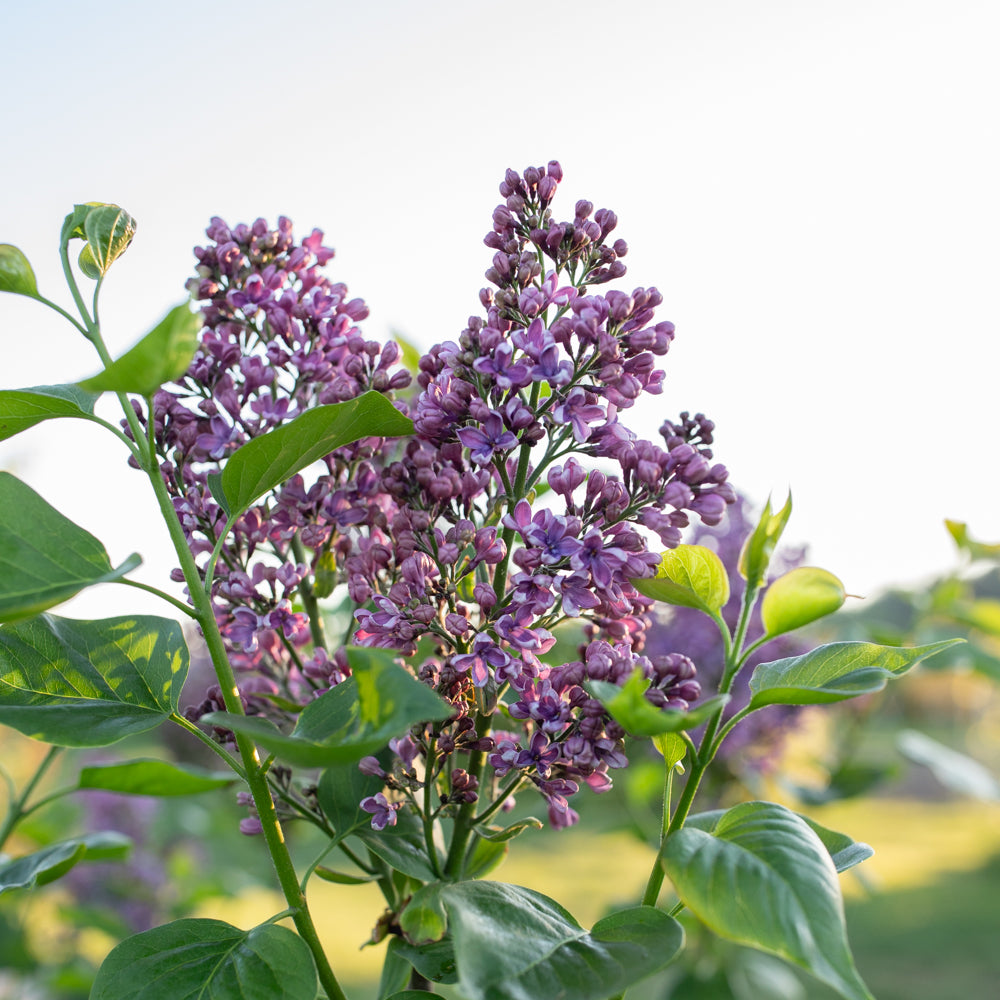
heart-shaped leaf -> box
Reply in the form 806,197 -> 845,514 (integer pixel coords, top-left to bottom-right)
0,384 -> 100,443
761,567 -> 845,638
78,759 -> 234,796
204,647 -> 450,767
80,302 -> 201,396
441,882 -> 683,1000
588,669 -> 729,737
631,544 -> 730,614
662,801 -> 873,1000
0,244 -> 39,297
0,832 -> 131,893
0,472 -> 140,622
0,614 -> 188,746
208,391 -> 413,517
748,640 -> 964,709
77,204 -> 136,279
90,918 -> 316,1000
400,883 -> 448,946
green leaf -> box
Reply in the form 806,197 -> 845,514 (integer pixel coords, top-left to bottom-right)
204,647 -> 451,767
464,836 -> 508,880
441,882 -> 683,1000
653,732 -> 688,770
747,639 -> 964,709
588,669 -> 729,737
663,801 -> 873,1000
0,614 -> 188,746
79,204 -> 136,278
897,728 -> 1000,801
476,816 -> 543,843
761,567 -> 845,638
687,810 -> 873,874
77,759 -> 234,796
79,302 -> 200,396
384,994 -> 447,999
0,384 -> 100,443
0,244 -> 38,297
387,936 -> 458,986
0,472 -> 141,622
0,832 -> 131,893
400,883 -> 448,946
313,867 -> 377,885
90,918 -> 316,1000
208,391 -> 413,517
316,760 -> 385,836
944,519 -> 1000,561
631,544 -> 730,614
356,809 -> 443,882
739,493 -> 793,587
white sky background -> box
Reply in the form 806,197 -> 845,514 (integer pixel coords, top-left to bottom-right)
2,0 -> 998,619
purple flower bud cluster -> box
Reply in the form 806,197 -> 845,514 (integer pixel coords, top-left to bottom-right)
157,162 -> 738,834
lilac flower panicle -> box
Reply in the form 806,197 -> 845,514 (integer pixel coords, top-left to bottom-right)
160,163 -> 737,835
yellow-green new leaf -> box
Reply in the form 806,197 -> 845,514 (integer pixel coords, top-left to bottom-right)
631,544 -> 729,614
0,244 -> 38,298
761,567 -> 846,638
739,493 -> 792,587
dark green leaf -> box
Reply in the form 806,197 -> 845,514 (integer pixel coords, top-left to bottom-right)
632,544 -> 730,613
0,244 -> 38,297
387,937 -> 457,985
0,614 -> 188,746
90,918 -> 316,1000
204,647 -> 450,767
317,760 -> 385,836
80,204 -> 136,278
687,810 -> 873,874
0,473 -> 140,622
208,391 -> 413,517
738,493 -> 793,587
441,882 -> 683,1000
464,835 -> 508,879
356,809 -> 443,882
662,801 -> 873,1000
748,640 -> 964,709
400,883 -> 448,946
78,759 -> 234,796
377,940 -> 413,998
0,384 -> 99,443
80,302 -> 200,396
588,669 -> 729,737
384,993 -> 448,999
0,832 -> 131,893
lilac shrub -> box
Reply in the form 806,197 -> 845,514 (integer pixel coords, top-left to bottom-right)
0,168 -> 961,1000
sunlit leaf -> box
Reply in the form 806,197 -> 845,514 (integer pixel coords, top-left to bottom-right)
738,493 -> 793,587
631,544 -> 730,614
747,640 -> 963,709
0,832 -> 131,893
0,614 -> 188,746
761,567 -> 845,638
0,244 -> 38,297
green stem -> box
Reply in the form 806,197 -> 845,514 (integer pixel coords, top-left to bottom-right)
444,741 -> 487,879
33,292 -> 89,336
0,747 -> 61,851
118,578 -> 200,619
169,713 -> 248,781
291,534 -> 329,651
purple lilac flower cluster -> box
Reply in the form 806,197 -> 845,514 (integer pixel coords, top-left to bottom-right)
151,162 -> 736,831
644,494 -> 807,775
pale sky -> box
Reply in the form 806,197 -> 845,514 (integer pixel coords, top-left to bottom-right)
3,0 -> 999,618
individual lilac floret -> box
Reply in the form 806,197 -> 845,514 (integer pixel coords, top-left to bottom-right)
361,793 -> 400,831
